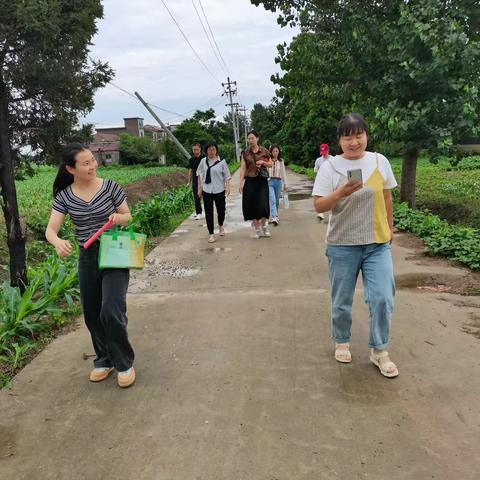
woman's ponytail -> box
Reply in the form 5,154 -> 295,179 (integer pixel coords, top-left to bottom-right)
53,143 -> 85,197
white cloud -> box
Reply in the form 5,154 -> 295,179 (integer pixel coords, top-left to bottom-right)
84,0 -> 297,125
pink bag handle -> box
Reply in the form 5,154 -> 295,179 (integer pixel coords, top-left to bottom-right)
83,219 -> 114,249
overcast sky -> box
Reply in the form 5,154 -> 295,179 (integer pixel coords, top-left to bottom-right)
84,0 -> 298,127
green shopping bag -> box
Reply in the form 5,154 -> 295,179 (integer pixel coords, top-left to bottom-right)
98,226 -> 147,270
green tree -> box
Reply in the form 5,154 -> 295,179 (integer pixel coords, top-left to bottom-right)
119,134 -> 163,165
251,0 -> 480,206
0,0 -> 113,288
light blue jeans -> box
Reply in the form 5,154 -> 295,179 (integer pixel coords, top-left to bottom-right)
268,178 -> 283,218
325,242 -> 395,349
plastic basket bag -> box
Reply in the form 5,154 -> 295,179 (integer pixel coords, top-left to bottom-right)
98,226 -> 146,270
282,193 -> 290,210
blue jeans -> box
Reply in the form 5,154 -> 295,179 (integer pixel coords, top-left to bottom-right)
268,178 -> 283,218
325,242 -> 395,349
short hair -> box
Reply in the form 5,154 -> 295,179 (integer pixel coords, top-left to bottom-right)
204,141 -> 219,155
192,142 -> 201,148
247,130 -> 259,138
337,113 -> 369,138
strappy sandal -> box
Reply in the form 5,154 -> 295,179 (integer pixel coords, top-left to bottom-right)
370,350 -> 399,378
334,343 -> 352,363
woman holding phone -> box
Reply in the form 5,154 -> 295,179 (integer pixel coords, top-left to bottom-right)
312,114 -> 399,378
45,144 -> 136,388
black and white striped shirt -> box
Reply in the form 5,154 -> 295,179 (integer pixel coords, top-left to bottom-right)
52,179 -> 127,245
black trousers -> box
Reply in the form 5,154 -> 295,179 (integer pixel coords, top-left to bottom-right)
192,177 -> 202,214
78,244 -> 134,372
202,190 -> 226,235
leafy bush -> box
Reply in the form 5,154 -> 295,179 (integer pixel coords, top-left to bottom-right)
119,133 -> 163,165
130,186 -> 194,237
394,203 -> 480,270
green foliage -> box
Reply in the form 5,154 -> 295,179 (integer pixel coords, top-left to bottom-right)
0,254 -> 80,388
393,203 -> 480,270
251,0 -> 480,171
119,133 -> 163,165
1,0 -> 113,160
287,164 -> 315,180
130,187 -> 194,237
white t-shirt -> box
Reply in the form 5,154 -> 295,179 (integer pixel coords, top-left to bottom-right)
312,151 -> 397,197
314,155 -> 334,173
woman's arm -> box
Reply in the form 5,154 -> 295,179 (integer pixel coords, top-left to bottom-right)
383,189 -> 394,241
45,211 -> 73,257
197,175 -> 203,198
109,200 -> 132,227
239,157 -> 246,193
313,181 -> 363,213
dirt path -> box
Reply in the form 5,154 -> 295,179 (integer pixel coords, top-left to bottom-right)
1,170 -> 479,479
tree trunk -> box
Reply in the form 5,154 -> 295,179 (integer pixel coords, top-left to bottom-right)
0,77 -> 27,291
399,147 -> 419,209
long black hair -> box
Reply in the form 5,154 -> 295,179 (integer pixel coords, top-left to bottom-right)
269,144 -> 282,161
53,143 -> 85,197
337,113 -> 369,138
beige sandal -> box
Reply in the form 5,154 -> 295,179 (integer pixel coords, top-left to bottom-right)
370,350 -> 399,378
208,235 -> 215,243
334,343 -> 352,363
219,226 -> 225,236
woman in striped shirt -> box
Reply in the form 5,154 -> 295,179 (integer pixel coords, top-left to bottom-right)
45,144 -> 136,388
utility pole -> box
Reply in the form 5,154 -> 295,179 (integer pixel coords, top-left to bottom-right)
134,91 -> 190,161
236,105 -> 248,148
222,77 -> 240,162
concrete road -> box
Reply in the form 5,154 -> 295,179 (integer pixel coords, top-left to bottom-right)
1,170 -> 479,480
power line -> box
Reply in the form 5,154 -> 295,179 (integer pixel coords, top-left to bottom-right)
109,82 -> 185,117
191,0 -> 228,77
197,0 -> 232,77
160,0 -> 222,85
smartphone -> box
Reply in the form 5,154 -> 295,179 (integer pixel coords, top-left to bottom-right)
347,169 -> 363,183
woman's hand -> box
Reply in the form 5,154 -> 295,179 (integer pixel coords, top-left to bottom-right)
54,238 -> 73,257
284,184 -> 288,191
239,185 -> 243,194
336,180 -> 362,199
255,160 -> 264,167
109,213 -> 127,226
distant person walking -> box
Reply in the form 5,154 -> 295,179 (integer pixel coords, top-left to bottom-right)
197,142 -> 231,243
239,130 -> 273,239
188,143 -> 203,220
268,144 -> 288,226
312,114 -> 399,378
314,144 -> 334,220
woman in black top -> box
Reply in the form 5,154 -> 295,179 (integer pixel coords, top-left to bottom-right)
45,144 -> 136,388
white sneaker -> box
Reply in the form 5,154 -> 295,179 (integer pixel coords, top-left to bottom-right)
262,226 -> 271,238
252,230 -> 261,239
272,217 -> 279,226
317,213 -> 324,220
194,213 -> 201,220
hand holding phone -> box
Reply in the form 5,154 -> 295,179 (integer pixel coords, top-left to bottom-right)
347,169 -> 363,184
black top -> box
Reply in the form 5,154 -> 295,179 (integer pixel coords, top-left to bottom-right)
188,155 -> 203,176
53,179 -> 127,245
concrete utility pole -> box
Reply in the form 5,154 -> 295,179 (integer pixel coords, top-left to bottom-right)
134,91 -> 190,161
222,77 -> 240,162
236,105 -> 249,148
